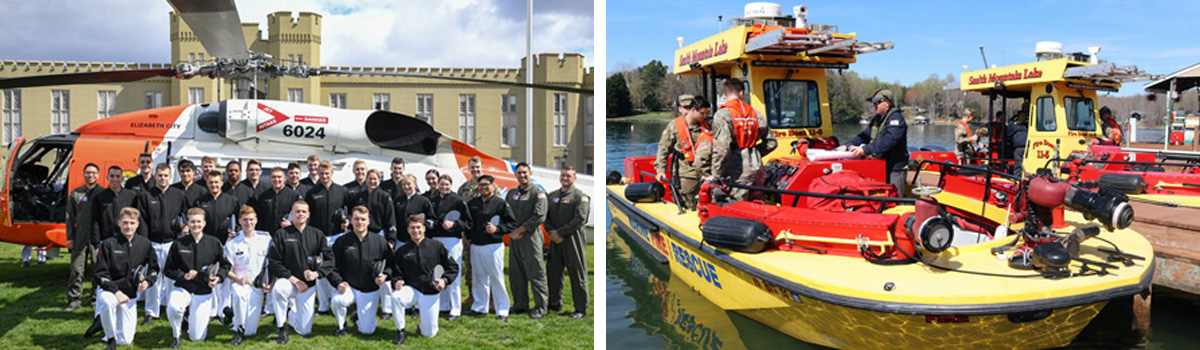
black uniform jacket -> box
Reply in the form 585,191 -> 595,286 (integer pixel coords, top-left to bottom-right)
848,108 -> 910,172
327,233 -> 392,292
388,237 -> 458,295
95,233 -> 159,297
344,180 -> 365,201
305,182 -> 349,236
429,191 -> 471,239
91,187 -> 147,244
164,234 -> 230,295
393,193 -> 436,244
255,187 -> 300,234
192,192 -> 242,244
467,195 -> 518,245
268,225 -> 334,287
353,188 -> 397,240
223,181 -> 256,208
141,186 -> 189,244
380,179 -> 404,199
172,181 -> 209,206
123,174 -> 154,193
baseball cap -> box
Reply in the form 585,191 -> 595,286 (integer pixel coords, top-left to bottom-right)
866,89 -> 894,104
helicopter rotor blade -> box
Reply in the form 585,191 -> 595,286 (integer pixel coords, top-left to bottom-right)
312,69 -> 594,95
0,69 -> 176,89
165,0 -> 249,61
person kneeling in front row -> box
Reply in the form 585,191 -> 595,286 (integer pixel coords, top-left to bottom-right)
164,208 -> 232,348
389,214 -> 459,344
224,205 -> 272,345
95,207 -> 159,350
329,206 -> 392,336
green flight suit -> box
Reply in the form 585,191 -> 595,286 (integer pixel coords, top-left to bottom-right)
546,186 -> 589,313
505,183 -> 548,314
66,184 -> 99,307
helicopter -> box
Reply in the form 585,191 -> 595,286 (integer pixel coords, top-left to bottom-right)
0,0 -> 595,249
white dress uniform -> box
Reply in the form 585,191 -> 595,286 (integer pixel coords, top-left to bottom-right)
224,230 -> 272,336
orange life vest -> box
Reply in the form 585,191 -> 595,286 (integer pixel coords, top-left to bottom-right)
720,99 -> 759,149
674,116 -> 712,162
1104,118 -> 1123,144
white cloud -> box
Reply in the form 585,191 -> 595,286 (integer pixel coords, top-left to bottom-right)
0,0 -> 593,68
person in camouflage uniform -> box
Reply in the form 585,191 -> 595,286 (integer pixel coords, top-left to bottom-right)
954,108 -> 977,163
708,78 -> 777,200
655,95 -> 712,210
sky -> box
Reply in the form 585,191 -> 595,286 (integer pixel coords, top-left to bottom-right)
0,0 -> 594,68
607,0 -> 1200,96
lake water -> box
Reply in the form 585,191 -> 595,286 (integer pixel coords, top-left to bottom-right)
605,119 -> 1200,349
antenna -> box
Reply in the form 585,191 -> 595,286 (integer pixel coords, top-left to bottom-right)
718,15 -> 723,32
979,45 -> 989,69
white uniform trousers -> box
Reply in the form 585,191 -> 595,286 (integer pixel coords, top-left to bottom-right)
432,237 -> 462,316
470,242 -> 510,316
97,290 -> 139,345
271,278 -> 317,335
230,282 -> 265,335
380,241 -> 405,315
332,286 -> 381,334
21,245 -> 46,263
145,241 -> 173,318
315,233 -> 342,313
211,279 -> 231,319
392,285 -> 441,338
167,288 -> 214,341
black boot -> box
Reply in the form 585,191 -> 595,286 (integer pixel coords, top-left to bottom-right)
221,306 -> 234,326
169,337 -> 181,349
105,338 -> 116,350
393,329 -> 407,345
277,326 -> 289,345
334,328 -> 347,337
230,326 -> 245,346
83,316 -> 102,338
140,315 -> 155,326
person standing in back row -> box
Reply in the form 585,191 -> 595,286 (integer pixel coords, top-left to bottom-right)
655,95 -> 712,210
139,163 -> 189,326
841,89 -> 909,193
505,162 -> 548,319
304,161 -> 349,314
546,167 -> 590,318
65,163 -> 101,312
710,78 -> 777,200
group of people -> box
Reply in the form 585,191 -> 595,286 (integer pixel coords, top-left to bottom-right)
64,153 -> 590,349
656,81 -> 911,207
954,104 -> 1120,176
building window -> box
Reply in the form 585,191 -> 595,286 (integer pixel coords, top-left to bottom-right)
373,93 -> 390,111
97,90 -> 117,119
584,96 -> 594,146
502,94 -> 518,147
416,94 -> 433,124
2,90 -> 21,146
554,156 -> 567,169
145,92 -> 163,109
330,93 -> 346,108
553,93 -> 568,146
585,159 -> 593,175
188,87 -> 204,104
198,53 -> 204,64
459,94 -> 476,146
288,89 -> 303,103
298,54 -> 304,64
51,90 -> 70,134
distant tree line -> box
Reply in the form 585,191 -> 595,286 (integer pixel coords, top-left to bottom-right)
607,60 -> 1200,125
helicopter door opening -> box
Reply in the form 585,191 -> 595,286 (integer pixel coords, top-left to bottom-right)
10,139 -> 73,223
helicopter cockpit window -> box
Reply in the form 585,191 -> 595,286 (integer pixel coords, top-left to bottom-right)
764,80 -> 821,129
11,142 -> 72,222
1064,96 -> 1096,132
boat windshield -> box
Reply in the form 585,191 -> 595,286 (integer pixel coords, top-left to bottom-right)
764,80 -> 822,129
1065,96 -> 1096,131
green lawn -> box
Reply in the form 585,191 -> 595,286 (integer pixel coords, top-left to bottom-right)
0,242 -> 593,349
610,111 -> 675,121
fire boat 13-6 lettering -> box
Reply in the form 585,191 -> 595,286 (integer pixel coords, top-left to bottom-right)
671,242 -> 722,289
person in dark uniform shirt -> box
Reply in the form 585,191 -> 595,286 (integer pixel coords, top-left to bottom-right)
139,163 -> 190,325
240,159 -> 270,204
285,162 -> 312,197
257,167 -> 300,234
379,157 -> 406,199
328,206 -> 392,336
388,215 -> 459,344
423,169 -> 440,200
94,207 -> 159,350
841,88 -> 910,193
123,153 -> 154,193
197,156 -> 217,192
268,200 -> 334,344
344,159 -> 368,200
192,171 -> 242,244
164,208 -> 231,348
428,174 -> 470,318
222,160 -> 255,208
92,166 -> 147,245
352,169 -> 397,241
392,174 -> 436,246
304,161 -> 349,313
65,163 -> 101,312
171,160 -> 208,205
299,155 -> 320,187
464,175 -> 516,320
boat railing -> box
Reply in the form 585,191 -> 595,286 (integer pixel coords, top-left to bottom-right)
722,180 -> 918,208
910,159 -> 1025,215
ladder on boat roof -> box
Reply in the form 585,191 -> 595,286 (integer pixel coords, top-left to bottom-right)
1064,62 -> 1160,84
744,27 -> 894,57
